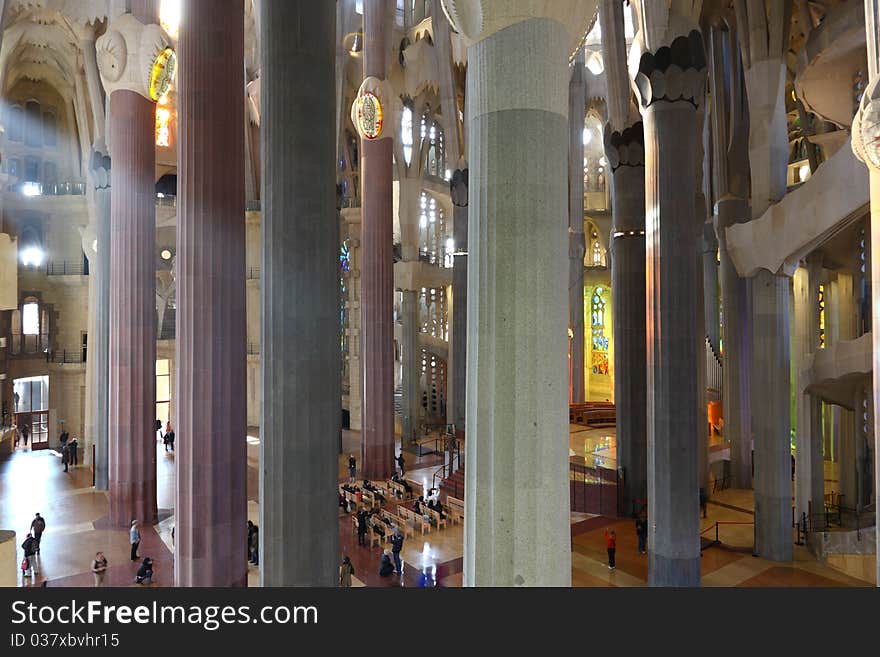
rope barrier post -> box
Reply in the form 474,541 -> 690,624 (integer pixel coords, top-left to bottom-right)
715,522 -> 719,544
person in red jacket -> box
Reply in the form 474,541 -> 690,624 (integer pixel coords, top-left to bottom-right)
605,528 -> 617,571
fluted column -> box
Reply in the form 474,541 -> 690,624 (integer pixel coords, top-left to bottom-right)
606,123 -> 646,515
175,0 -> 247,587
569,51 -> 586,403
107,90 -> 157,526
450,166 -> 468,432
702,225 -> 720,352
632,26 -> 707,586
89,146 -> 111,491
359,0 -> 395,480
400,290 -> 420,442
259,0 -> 338,587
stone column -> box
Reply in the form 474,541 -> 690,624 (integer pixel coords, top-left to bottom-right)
751,268 -> 792,561
450,165 -> 468,433
96,10 -> 160,527
259,0 -> 338,587
703,225 -> 720,351
400,289 -> 420,442
569,51 -> 586,404
606,123 -> 646,515
359,0 -> 395,480
79,28 -> 106,143
793,262 -> 824,523
175,0 -> 247,587
632,26 -> 706,586
707,22 -> 752,490
89,145 -> 111,491
442,0 -> 595,586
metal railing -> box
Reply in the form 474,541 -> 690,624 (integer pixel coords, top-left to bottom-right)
247,342 -> 260,356
47,349 -> 84,364
699,521 -> 755,553
46,261 -> 87,276
247,267 -> 260,280
430,434 -> 463,497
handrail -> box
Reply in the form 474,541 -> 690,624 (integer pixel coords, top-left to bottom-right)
46,261 -> 87,276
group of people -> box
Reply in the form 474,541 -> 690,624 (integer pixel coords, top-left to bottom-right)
156,419 -> 175,452
413,494 -> 446,524
59,430 -> 78,472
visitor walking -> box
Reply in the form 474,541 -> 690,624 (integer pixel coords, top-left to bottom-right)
21,424 -> 29,446
61,444 -> 70,472
129,520 -> 140,561
635,517 -> 648,555
699,488 -> 708,519
348,454 -> 357,483
21,532 -> 38,577
339,555 -> 354,587
69,437 -> 78,466
91,552 -> 108,587
396,453 -> 405,476
605,528 -> 616,571
390,527 -> 404,575
59,428 -> 69,448
166,429 -> 175,451
30,513 -> 45,554
356,508 -> 368,547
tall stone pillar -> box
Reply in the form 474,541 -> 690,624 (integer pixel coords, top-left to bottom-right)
357,0 -> 395,480
441,0 -> 595,586
707,22 -> 752,490
96,11 -> 168,526
751,268 -> 792,561
450,166 -> 468,433
400,289 -> 420,442
793,261 -> 824,522
606,124 -> 646,515
703,226 -> 720,351
89,145 -> 111,490
737,6 -> 794,561
175,0 -> 247,587
259,0 -> 338,587
569,51 -> 586,404
632,24 -> 706,586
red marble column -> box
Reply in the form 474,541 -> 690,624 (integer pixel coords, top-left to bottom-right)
108,90 -> 158,527
174,0 -> 247,587
360,0 -> 395,480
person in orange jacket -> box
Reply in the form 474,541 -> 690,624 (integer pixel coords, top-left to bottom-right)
604,528 -> 616,571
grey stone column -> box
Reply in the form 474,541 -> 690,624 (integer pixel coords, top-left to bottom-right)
633,30 -> 706,586
175,0 -> 247,587
569,51 -> 586,404
89,146 -> 111,491
259,0 -> 338,587
463,17 -> 571,587
702,225 -> 720,351
400,289 -> 420,442
751,268 -> 792,561
606,123 -> 646,515
793,262 -> 824,522
450,167 -> 468,433
715,197 -> 753,488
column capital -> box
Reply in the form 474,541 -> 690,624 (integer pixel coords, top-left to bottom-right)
96,13 -> 175,101
89,140 -> 111,191
604,120 -> 644,171
440,0 -> 598,60
632,29 -> 707,111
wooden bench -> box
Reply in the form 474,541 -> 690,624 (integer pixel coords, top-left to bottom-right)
398,505 -> 430,535
426,506 -> 447,530
361,489 -> 376,509
446,496 -> 464,525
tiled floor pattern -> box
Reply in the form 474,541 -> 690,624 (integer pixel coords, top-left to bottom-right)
0,429 -> 872,587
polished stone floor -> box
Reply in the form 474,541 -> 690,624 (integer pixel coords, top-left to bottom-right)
0,428 -> 871,587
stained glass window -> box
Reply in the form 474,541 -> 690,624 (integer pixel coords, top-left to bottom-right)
591,287 -> 609,375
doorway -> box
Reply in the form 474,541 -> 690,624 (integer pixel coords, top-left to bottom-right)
13,376 -> 49,450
